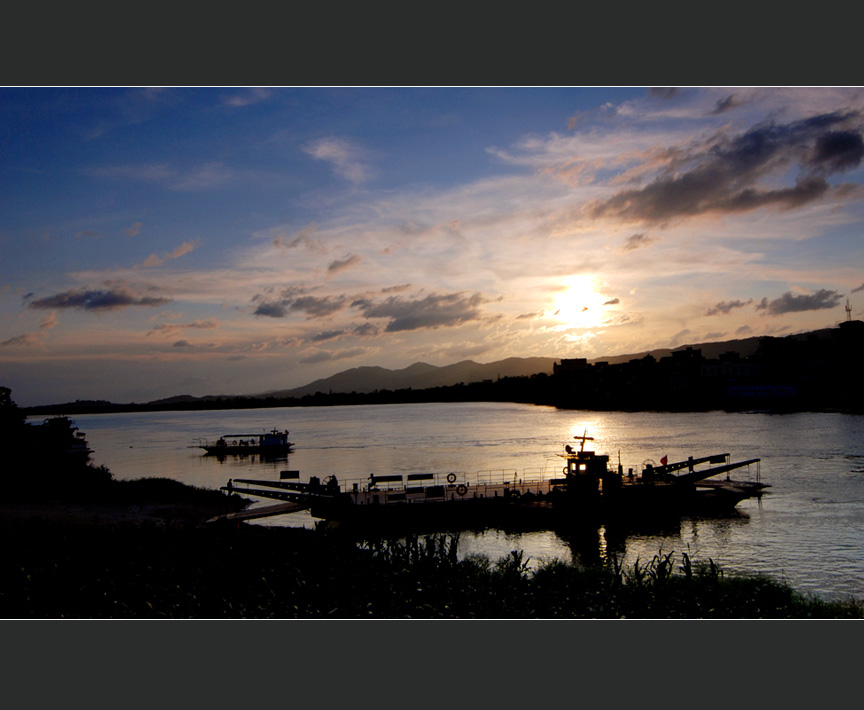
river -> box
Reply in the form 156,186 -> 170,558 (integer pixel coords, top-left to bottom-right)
50,402 -> 864,603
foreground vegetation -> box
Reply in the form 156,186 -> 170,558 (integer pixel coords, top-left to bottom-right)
1,523 -> 860,619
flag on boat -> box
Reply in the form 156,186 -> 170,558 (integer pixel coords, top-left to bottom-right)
660,455 -> 668,465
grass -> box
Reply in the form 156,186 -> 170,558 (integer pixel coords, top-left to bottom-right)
1,522 -> 860,619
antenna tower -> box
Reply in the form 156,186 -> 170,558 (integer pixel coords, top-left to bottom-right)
846,299 -> 853,322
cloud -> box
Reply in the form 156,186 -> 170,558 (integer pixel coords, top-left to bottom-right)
40,311 -> 58,329
87,163 -> 235,192
587,110 -> 864,225
147,319 -> 220,337
310,329 -> 347,342
669,328 -> 691,346
139,239 -> 200,268
302,137 -> 373,184
171,163 -> 234,191
272,225 -> 325,252
299,347 -> 369,364
74,230 -> 99,239
253,293 -> 348,319
620,233 -> 656,252
290,295 -> 349,318
1,333 -> 41,347
710,94 -> 744,115
123,222 -> 142,237
221,88 -> 271,107
354,291 -> 488,332
603,298 -> 620,306
853,283 -> 864,293
28,286 -> 172,311
308,322 -> 381,342
327,254 -> 362,276
705,299 -> 754,316
172,340 -> 192,348
87,163 -> 175,183
756,289 -> 843,315
352,322 -> 380,337
648,88 -> 680,100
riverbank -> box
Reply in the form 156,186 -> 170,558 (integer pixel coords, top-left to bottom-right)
1,517 -> 861,619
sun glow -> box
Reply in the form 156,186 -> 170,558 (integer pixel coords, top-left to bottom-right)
551,275 -> 607,330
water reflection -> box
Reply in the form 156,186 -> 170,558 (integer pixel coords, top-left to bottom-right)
61,404 -> 864,601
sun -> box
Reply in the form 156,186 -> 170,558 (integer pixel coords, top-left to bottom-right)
550,275 -> 607,330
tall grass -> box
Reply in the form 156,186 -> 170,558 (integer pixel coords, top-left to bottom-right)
1,521 -> 860,619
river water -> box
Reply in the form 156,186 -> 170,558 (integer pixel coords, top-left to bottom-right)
53,402 -> 864,603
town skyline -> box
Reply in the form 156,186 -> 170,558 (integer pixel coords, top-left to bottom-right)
3,87 -> 864,406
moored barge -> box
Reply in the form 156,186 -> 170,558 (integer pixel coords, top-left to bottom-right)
220,432 -> 766,528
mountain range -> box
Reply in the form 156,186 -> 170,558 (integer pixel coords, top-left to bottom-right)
152,330 -> 809,406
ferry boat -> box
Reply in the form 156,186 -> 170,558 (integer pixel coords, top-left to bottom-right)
197,429 -> 293,457
220,432 -> 767,528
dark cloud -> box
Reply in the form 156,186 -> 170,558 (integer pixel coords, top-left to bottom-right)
620,233 -> 656,252
705,298 -> 753,316
253,302 -> 288,318
29,286 -> 171,311
253,293 -> 348,319
710,94 -> 743,115
327,254 -> 362,275
648,88 -> 679,99
1,333 -> 40,347
810,131 -> 864,172
588,111 -> 864,225
355,292 -> 487,332
172,340 -> 192,348
290,295 -> 348,317
852,282 -> 864,293
603,298 -> 620,306
310,329 -> 346,342
353,322 -> 380,337
735,325 -> 753,335
147,319 -> 219,337
756,289 -> 843,315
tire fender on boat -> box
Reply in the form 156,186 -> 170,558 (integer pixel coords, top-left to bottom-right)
447,473 -> 457,484
456,484 -> 468,496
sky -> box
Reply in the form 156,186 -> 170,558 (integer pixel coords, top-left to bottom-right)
2,86 -> 864,406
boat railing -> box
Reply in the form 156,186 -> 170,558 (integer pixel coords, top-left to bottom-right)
310,466 -> 560,497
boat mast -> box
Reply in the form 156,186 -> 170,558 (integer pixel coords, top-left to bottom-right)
574,429 -> 594,452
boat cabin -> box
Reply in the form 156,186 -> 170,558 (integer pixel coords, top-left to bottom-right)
563,444 -> 610,479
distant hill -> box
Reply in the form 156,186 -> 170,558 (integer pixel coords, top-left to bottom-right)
21,327 -> 844,415
590,328 -> 835,366
254,330 -> 839,401
257,357 -> 561,399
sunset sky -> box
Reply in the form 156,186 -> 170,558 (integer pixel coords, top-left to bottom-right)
3,87 -> 864,406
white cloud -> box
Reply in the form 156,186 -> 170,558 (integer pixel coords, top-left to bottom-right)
302,137 -> 374,184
